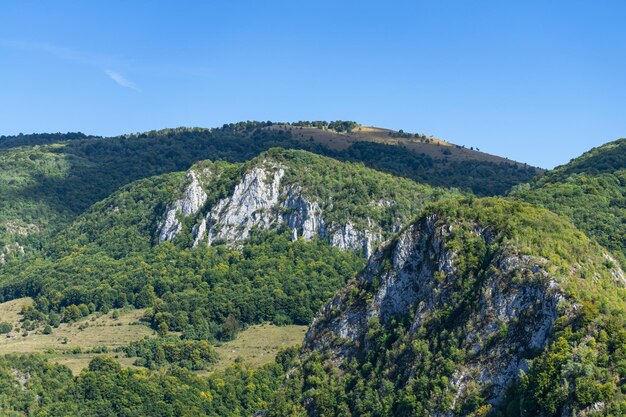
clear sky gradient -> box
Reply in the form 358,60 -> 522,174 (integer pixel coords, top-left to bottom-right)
1,1 -> 625,168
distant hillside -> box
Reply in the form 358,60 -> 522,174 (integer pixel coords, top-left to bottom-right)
269,123 -> 539,196
0,122 -> 539,256
0,132 -> 99,149
275,124 -> 520,165
511,138 -> 626,265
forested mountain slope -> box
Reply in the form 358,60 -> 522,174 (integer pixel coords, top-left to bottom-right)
0,122 -> 538,256
5,127 -> 624,417
511,138 -> 626,265
0,149 -> 460,341
268,198 -> 626,417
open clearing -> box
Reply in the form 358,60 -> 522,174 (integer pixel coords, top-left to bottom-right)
266,125 -> 534,167
0,298 -> 153,354
0,297 -> 153,373
0,299 -> 306,374
212,323 -> 307,371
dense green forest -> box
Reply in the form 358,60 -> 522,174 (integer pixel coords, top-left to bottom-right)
0,122 -> 537,251
0,351 -> 298,416
0,223 -> 365,342
511,138 -> 626,266
122,337 -> 219,370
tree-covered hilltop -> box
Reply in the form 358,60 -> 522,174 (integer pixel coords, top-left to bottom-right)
511,138 -> 626,266
0,149 -> 460,341
0,122 -> 538,253
0,132 -> 99,149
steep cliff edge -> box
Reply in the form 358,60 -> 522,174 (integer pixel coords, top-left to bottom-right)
157,149 -> 460,257
280,198 -> 626,417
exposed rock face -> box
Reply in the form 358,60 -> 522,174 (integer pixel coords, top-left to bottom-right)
160,162 -> 387,257
3,221 -> 40,236
282,185 -> 326,240
329,220 -> 381,260
0,242 -> 25,264
304,214 -> 569,412
157,171 -> 207,244
205,166 -> 285,245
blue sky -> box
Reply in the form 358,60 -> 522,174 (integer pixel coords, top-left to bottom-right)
1,1 -> 625,169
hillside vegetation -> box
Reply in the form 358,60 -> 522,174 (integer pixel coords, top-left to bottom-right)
0,353 -> 296,417
277,124 -> 537,195
511,138 -> 626,265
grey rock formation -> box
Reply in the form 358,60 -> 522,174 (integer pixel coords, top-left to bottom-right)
164,162 -> 389,257
157,171 -> 207,243
282,185 -> 326,240
204,165 -> 285,244
304,214 -> 571,412
0,242 -> 25,264
329,220 -> 381,259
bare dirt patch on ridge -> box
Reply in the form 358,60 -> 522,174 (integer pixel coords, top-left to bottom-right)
267,125 -> 531,167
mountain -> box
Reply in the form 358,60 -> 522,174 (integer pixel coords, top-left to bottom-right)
0,121 -> 626,417
0,122 -> 539,257
0,149 -> 460,341
268,197 -> 626,416
511,138 -> 626,265
2,125 -> 622,417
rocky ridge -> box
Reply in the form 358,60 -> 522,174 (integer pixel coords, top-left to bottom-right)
158,159 -> 389,257
299,199 -> 626,415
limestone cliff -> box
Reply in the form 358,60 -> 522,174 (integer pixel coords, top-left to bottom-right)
157,171 -> 207,244
297,199 -> 626,416
156,151 -> 438,257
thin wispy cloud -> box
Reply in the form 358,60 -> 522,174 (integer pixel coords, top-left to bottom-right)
104,69 -> 140,91
2,39 -> 141,91
1,39 -> 122,67
2,39 -> 212,92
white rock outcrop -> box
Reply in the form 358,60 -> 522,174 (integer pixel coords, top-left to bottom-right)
162,162 -> 387,257
157,171 -> 207,243
204,166 -> 285,244
0,242 -> 25,264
